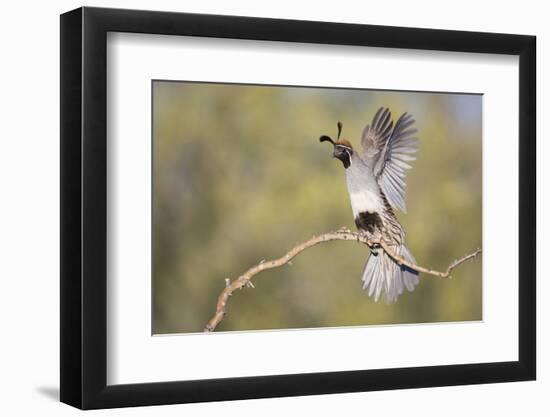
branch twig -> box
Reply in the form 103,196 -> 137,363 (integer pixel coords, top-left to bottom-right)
203,229 -> 481,332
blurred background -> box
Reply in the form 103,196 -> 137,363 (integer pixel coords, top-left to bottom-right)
152,81 -> 482,334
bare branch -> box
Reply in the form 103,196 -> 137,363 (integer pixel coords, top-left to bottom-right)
203,229 -> 481,332
378,240 -> 482,279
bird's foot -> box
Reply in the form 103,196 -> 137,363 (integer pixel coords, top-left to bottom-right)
358,232 -> 381,251
357,229 -> 370,240
355,230 -> 373,245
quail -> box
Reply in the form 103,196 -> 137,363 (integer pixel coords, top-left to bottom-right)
320,107 -> 419,302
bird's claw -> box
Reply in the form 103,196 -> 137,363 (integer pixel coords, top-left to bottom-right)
356,230 -> 370,242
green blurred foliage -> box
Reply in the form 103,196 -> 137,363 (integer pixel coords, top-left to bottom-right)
152,81 -> 482,334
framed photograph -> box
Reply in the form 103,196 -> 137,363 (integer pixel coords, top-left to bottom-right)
60,6 -> 536,409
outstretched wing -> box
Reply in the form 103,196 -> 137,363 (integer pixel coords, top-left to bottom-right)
372,112 -> 418,213
361,107 -> 394,162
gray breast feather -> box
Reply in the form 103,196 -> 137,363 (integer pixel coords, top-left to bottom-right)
345,153 -> 384,217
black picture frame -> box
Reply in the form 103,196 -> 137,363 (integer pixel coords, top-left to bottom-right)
60,6 -> 536,410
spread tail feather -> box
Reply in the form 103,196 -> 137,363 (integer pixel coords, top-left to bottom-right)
361,245 -> 419,302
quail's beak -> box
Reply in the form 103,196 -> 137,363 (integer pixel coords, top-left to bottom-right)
320,122 -> 348,167
333,146 -> 345,160
333,147 -> 351,168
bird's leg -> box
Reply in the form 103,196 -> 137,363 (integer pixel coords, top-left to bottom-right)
357,228 -> 373,246
367,236 -> 381,255
357,229 -> 382,253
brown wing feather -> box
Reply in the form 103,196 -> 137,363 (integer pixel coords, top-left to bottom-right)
361,107 -> 394,161
361,108 -> 418,213
373,112 -> 418,213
